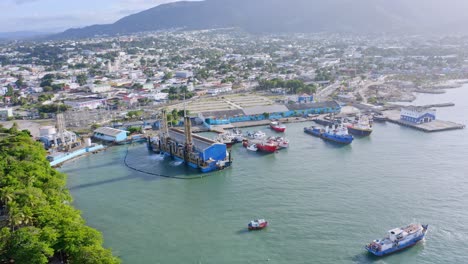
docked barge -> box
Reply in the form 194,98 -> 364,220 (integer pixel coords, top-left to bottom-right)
149,111 -> 232,173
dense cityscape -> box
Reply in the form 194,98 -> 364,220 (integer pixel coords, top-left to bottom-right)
2,1 -> 468,263
2,30 -> 468,128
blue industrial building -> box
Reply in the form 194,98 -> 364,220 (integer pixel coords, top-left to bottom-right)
202,101 -> 341,126
400,106 -> 436,124
168,129 -> 228,164
93,127 -> 128,142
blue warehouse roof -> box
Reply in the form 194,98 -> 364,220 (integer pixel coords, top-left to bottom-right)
286,101 -> 340,111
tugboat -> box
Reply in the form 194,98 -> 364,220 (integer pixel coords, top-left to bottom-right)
347,115 -> 373,136
248,219 -> 268,231
304,126 -> 323,137
365,224 -> 428,257
270,121 -> 286,133
321,125 -> 354,145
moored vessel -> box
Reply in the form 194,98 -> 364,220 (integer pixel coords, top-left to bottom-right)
246,131 -> 267,140
246,144 -> 258,152
304,126 -> 323,137
346,115 -> 373,136
149,110 -> 232,173
321,125 -> 354,145
256,141 -> 278,153
365,224 -> 428,257
214,133 -> 236,148
270,121 -> 286,133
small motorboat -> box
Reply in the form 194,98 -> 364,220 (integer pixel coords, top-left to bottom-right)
246,144 -> 258,152
246,131 -> 266,139
248,219 -> 268,230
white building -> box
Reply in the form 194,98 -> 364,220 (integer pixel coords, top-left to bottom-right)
93,127 -> 128,143
206,84 -> 233,96
90,84 -> 112,93
400,106 -> 436,124
64,98 -> 107,110
0,108 -> 13,120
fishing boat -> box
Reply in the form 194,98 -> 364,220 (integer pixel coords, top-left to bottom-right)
248,219 -> 268,230
304,126 -> 323,137
256,141 -> 278,153
347,115 -> 373,136
365,224 -> 428,257
321,125 -> 354,145
268,136 -> 289,149
270,122 -> 286,133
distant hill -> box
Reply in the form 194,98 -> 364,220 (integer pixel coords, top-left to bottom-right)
54,0 -> 468,39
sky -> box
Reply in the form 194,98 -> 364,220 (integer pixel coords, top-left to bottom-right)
0,0 -> 187,32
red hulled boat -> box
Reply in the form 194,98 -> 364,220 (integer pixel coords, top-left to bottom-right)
256,141 -> 279,153
270,122 -> 286,133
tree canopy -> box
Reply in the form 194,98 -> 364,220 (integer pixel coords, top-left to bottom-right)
257,78 -> 317,94
0,127 -> 120,264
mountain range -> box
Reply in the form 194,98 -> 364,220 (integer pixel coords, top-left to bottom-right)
55,0 -> 468,39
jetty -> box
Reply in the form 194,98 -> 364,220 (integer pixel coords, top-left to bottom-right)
383,110 -> 465,132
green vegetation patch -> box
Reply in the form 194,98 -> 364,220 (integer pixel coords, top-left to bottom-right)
0,126 -> 120,264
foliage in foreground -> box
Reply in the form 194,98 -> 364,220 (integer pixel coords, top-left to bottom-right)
0,126 -> 120,264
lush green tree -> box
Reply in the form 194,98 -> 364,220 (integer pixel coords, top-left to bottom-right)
76,74 -> 87,86
0,129 -> 120,264
163,72 -> 173,82
131,83 -> 143,90
127,127 -> 141,134
40,74 -> 55,88
38,104 -> 71,114
15,75 -> 25,87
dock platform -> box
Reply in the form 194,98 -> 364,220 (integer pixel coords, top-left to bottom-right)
384,110 -> 465,132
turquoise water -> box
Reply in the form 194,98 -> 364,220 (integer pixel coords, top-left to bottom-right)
61,85 -> 468,264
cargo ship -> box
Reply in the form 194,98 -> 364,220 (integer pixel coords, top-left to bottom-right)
365,224 -> 428,257
149,111 -> 232,173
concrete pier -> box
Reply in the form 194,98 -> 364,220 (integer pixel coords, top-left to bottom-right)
383,110 -> 465,132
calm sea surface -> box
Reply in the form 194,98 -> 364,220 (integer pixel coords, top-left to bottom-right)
61,85 -> 468,264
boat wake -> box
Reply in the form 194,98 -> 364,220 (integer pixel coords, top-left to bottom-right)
150,154 -> 165,161
170,161 -> 184,166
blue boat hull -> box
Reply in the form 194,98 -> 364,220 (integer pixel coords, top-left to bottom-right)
304,127 -> 322,137
321,133 -> 354,145
366,233 -> 426,257
347,126 -> 372,137
161,151 -> 231,173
